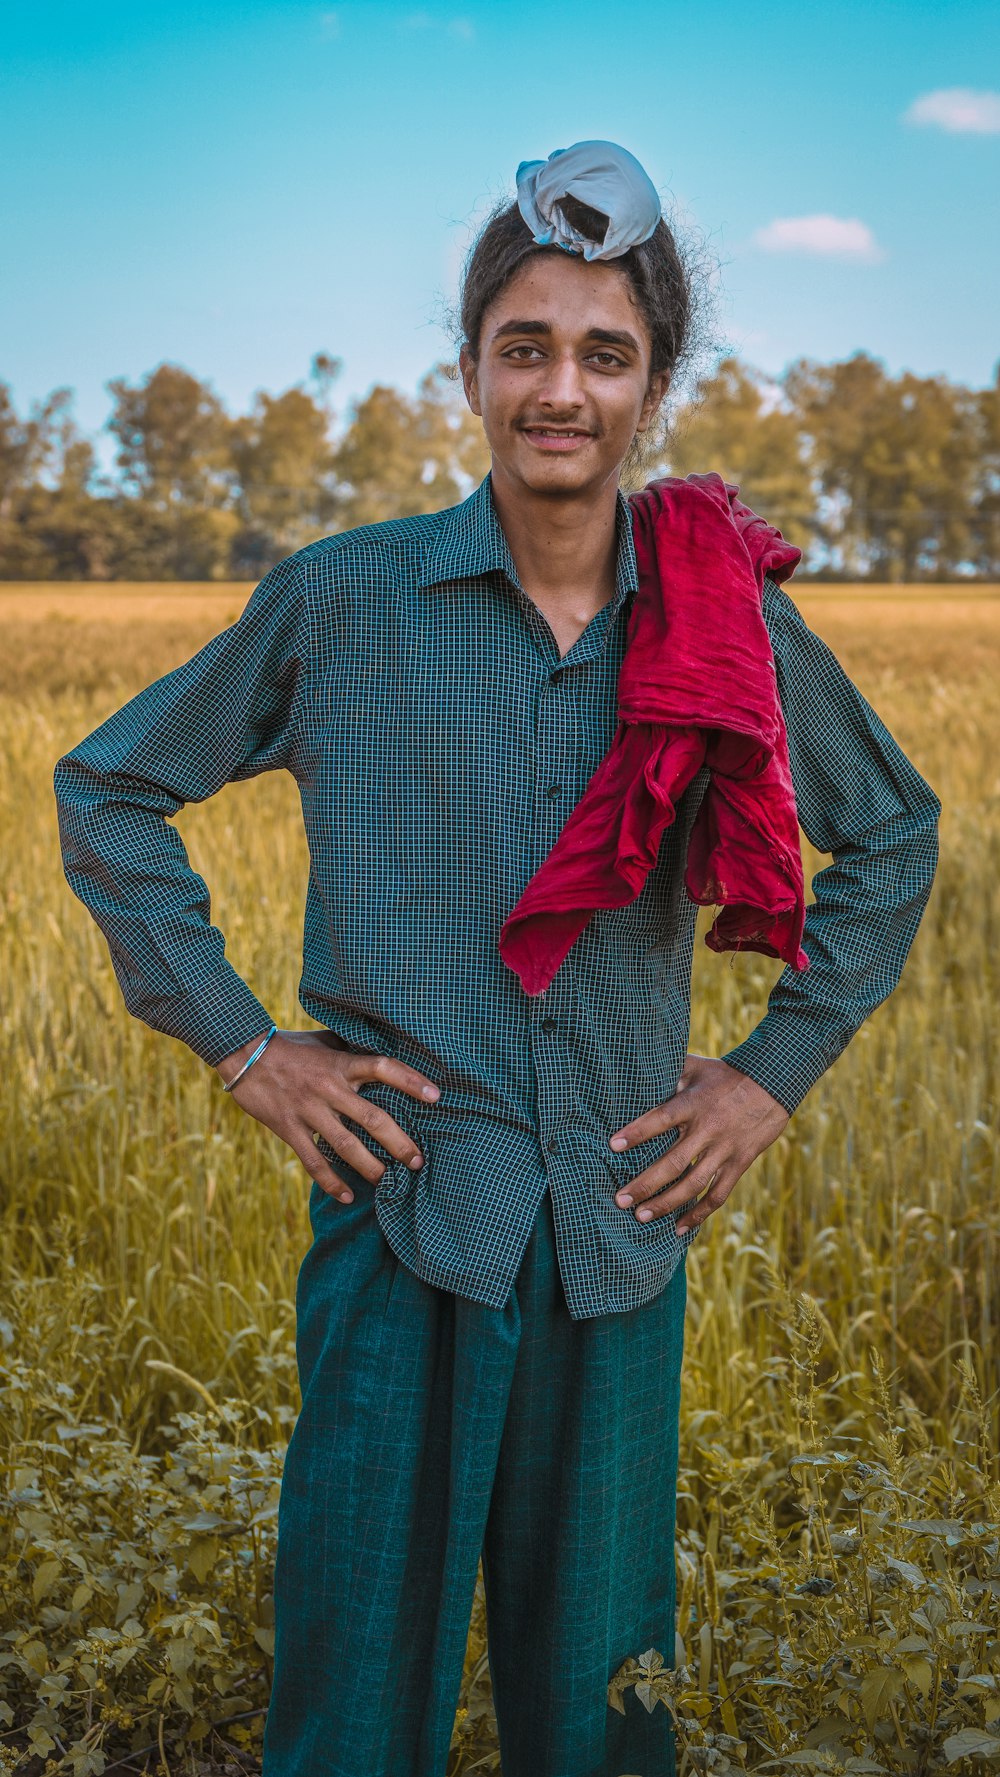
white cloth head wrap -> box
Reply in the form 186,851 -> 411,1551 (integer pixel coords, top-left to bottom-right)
515,140 -> 661,262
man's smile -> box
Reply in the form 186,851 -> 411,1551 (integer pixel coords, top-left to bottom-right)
519,425 -> 594,451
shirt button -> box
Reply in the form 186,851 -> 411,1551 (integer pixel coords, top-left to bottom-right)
541,1017 -> 558,1033
545,783 -> 562,799
546,1137 -> 559,1153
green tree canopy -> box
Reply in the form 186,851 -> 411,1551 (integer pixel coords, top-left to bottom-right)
1,350 -> 997,581
105,364 -> 237,578
229,355 -> 341,577
785,352 -> 984,581
664,356 -> 808,551
334,364 -> 489,534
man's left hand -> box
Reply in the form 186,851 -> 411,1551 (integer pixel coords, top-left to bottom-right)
608,1053 -> 790,1234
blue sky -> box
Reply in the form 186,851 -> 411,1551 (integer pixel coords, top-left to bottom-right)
2,0 -> 998,454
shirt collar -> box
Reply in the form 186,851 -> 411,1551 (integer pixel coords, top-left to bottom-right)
418,471 -> 639,616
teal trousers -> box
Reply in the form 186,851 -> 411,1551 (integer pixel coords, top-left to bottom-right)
263,1182 -> 687,1777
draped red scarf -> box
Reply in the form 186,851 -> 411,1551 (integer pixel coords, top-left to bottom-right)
498,472 -> 810,995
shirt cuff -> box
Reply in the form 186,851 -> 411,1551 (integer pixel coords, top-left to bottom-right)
139,964 -> 275,1068
720,1007 -> 854,1117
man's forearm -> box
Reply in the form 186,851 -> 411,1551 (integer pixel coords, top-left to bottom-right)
54,750 -> 274,1066
54,556 -> 307,1067
720,796 -> 940,1115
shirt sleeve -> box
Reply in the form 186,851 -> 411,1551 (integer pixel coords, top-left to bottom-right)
53,557 -> 309,1067
719,575 -> 941,1114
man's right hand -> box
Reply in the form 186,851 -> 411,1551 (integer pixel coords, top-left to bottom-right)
215,1028 -> 440,1203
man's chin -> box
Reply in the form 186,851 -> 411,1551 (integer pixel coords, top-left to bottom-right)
501,445 -> 614,499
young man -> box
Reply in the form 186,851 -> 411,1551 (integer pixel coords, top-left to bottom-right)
55,142 -> 940,1777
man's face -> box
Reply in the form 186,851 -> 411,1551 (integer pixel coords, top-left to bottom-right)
460,251 -> 669,501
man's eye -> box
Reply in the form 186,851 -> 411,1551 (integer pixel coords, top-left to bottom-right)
503,345 -> 544,361
590,352 -> 625,368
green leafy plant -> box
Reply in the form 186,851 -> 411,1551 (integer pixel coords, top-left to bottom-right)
1,1269 -> 280,1774
611,1312 -> 1000,1773
0,1266 -> 504,1776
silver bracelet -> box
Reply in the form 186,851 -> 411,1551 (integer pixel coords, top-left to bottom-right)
222,1023 -> 278,1093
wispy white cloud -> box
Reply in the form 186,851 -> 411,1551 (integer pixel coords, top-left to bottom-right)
400,11 -> 474,38
904,87 -> 1000,134
752,214 -> 884,262
318,9 -> 341,38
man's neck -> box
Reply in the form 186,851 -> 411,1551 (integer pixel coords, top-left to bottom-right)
489,465 -> 621,626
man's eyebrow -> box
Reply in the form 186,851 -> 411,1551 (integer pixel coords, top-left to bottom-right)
588,327 -> 642,354
490,319 -> 552,341
489,319 -> 642,354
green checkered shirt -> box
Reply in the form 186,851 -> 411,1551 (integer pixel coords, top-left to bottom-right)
54,474 -> 940,1320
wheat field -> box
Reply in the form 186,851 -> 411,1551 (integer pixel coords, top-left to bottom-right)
1,582 -> 998,1775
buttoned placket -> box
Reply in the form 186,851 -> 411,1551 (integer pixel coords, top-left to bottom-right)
531,645 -> 575,1171
498,555 -> 636,1182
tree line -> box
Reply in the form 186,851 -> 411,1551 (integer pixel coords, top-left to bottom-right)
1,350 -> 997,581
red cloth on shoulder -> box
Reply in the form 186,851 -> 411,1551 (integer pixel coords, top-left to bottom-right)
498,472 -> 810,995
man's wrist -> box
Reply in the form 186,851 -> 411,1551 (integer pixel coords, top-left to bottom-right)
719,1003 -> 853,1116
215,1027 -> 277,1087
215,1025 -> 352,1086
284,1027 -> 351,1054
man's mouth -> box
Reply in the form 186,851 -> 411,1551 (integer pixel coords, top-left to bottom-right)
520,426 -> 594,452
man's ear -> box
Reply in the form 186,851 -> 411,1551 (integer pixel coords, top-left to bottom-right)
637,369 -> 671,434
459,343 -> 482,417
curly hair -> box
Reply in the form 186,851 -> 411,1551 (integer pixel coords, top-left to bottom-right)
459,196 -> 696,384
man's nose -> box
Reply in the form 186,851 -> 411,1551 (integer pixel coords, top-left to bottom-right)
537,352 -> 586,410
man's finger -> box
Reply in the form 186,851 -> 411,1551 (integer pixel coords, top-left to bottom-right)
631,1154 -> 723,1223
287,1123 -> 363,1203
613,1140 -> 704,1207
609,1098 -> 691,1152
346,1052 -> 441,1103
306,1115 -> 389,1191
335,1089 -> 426,1170
676,1171 -> 737,1235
